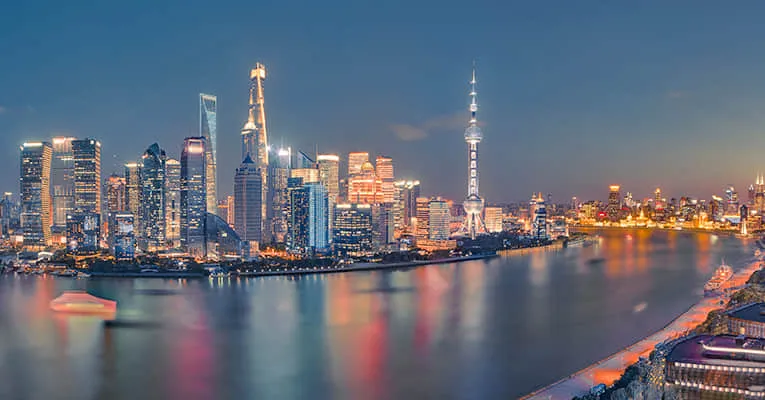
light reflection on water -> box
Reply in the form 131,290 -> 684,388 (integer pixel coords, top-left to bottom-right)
0,229 -> 753,399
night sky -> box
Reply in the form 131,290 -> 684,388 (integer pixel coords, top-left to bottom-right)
2,1 -> 765,203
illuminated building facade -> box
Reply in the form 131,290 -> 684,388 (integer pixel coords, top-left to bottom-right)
20,142 -> 52,247
266,146 -> 291,243
317,154 -> 340,202
124,162 -> 141,231
285,178 -> 329,253
348,152 -> 369,177
607,185 -> 621,222
180,137 -> 207,256
241,63 -> 268,167
371,203 -> 394,247
286,177 -> 309,252
72,138 -> 101,215
394,180 -> 420,230
348,161 -> 383,204
226,195 -> 235,226
51,137 -> 75,230
66,212 -> 99,252
428,198 -> 450,240
725,185 -> 739,216
485,206 -> 503,233
665,335 -> 765,398
291,167 -> 319,184
199,93 -> 218,216
531,192 -> 548,240
217,199 -> 229,225
234,155 -> 263,250
460,64 -> 487,239
333,203 -> 372,257
140,143 -> 167,251
105,175 -> 126,214
415,197 -> 429,242
111,213 -> 135,260
375,156 -> 395,203
164,159 -> 181,248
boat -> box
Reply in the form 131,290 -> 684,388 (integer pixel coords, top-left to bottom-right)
51,269 -> 77,277
50,291 -> 117,314
704,260 -> 734,295
77,271 -> 91,278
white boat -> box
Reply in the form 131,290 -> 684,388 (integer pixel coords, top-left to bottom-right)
77,271 -> 91,278
704,260 -> 733,295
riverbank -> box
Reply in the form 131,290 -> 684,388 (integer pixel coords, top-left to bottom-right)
572,225 -> 741,237
522,257 -> 762,399
236,253 -> 499,277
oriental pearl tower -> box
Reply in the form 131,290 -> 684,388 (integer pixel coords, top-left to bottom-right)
461,63 -> 487,239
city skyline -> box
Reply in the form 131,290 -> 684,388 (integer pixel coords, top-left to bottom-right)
4,2 -> 765,201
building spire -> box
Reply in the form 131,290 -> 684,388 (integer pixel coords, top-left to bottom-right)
469,60 -> 478,126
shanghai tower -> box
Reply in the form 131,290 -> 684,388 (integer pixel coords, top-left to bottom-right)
241,63 -> 269,168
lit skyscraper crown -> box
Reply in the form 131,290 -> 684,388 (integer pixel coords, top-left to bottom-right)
464,63 -> 483,142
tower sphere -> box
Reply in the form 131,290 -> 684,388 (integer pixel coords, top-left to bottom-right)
464,125 -> 483,142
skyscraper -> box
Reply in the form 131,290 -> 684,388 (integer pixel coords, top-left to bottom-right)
333,204 -> 372,257
124,162 -> 141,234
393,180 -> 420,230
415,197 -> 430,242
111,213 -> 135,260
72,138 -> 101,214
461,64 -> 487,239
375,156 -> 395,203
180,138 -> 207,257
241,63 -> 268,167
317,154 -> 340,202
234,155 -> 263,250
286,177 -> 309,252
200,94 -> 218,216
531,192 -> 548,240
348,152 -> 369,177
484,206 -> 503,233
348,161 -> 383,204
20,142 -> 52,247
266,146 -> 291,243
105,175 -> 126,214
428,198 -> 451,240
140,143 -> 166,251
306,182 -> 329,252
165,159 -> 181,248
51,137 -> 75,230
607,185 -> 621,222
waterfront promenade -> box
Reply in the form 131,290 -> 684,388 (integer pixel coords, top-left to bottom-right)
522,259 -> 761,400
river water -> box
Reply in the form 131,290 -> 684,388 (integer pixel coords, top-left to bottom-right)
0,229 -> 753,399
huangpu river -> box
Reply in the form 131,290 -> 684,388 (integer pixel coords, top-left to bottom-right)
0,229 -> 753,399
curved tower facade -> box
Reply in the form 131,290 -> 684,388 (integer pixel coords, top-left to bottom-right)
241,63 -> 268,168
462,64 -> 487,239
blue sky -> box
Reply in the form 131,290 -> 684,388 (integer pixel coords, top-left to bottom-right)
2,1 -> 765,202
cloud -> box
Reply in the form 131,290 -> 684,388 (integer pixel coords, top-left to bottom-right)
391,112 -> 470,141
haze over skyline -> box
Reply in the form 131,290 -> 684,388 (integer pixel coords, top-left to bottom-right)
2,1 -> 765,202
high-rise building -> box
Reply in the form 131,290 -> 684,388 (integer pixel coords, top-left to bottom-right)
461,64 -> 487,239
241,63 -> 268,167
217,199 -> 229,225
725,185 -> 739,216
531,192 -> 548,240
72,138 -> 101,215
234,155 -> 263,250
317,154 -> 340,202
428,198 -> 450,240
51,137 -> 75,230
105,175 -> 126,213
66,212 -> 99,252
485,206 -> 503,233
140,143 -> 167,251
124,162 -> 142,230
199,94 -> 218,216
111,213 -> 135,260
394,180 -> 420,230
164,159 -> 181,248
333,203 -> 372,257
286,177 -> 309,252
0,193 -> 14,237
296,151 -> 315,169
371,203 -> 395,247
348,161 -> 383,204
375,156 -> 395,203
607,185 -> 621,222
180,137 -> 207,256
266,146 -> 291,243
415,197 -> 430,242
348,152 -> 369,177
20,142 -> 52,247
226,195 -> 235,227
291,168 -> 320,184
305,182 -> 329,252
